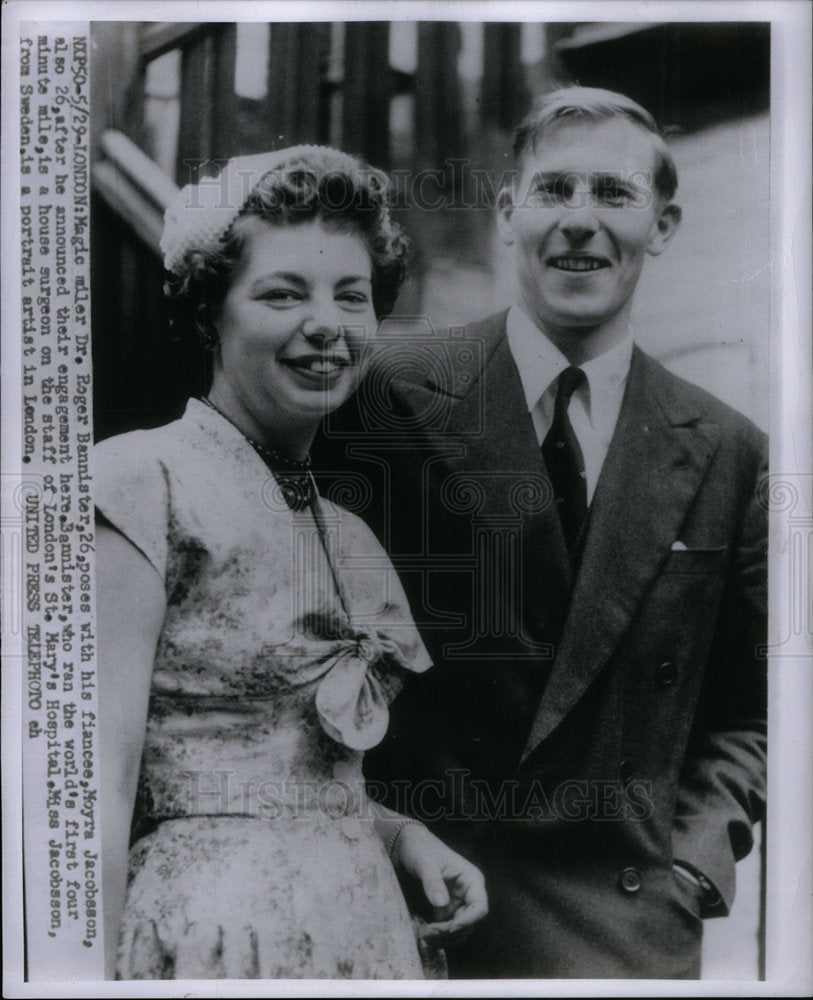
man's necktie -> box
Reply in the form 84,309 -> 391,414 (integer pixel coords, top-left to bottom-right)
541,366 -> 588,548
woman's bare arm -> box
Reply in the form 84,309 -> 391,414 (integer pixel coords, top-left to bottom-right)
96,522 -> 166,979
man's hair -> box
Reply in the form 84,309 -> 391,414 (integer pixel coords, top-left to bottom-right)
513,86 -> 678,201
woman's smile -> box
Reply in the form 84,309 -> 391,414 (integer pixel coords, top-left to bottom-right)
280,351 -> 356,381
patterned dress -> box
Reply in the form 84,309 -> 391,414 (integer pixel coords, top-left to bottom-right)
95,400 -> 432,979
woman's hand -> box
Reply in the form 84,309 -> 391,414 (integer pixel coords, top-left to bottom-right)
391,822 -> 488,947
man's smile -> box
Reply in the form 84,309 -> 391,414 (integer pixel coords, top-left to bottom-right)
547,254 -> 611,272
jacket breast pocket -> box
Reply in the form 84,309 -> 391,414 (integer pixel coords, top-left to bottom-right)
662,547 -> 727,575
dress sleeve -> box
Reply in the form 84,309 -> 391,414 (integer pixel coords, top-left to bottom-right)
94,432 -> 171,581
309,500 -> 433,749
370,595 -> 433,681
329,501 -> 433,676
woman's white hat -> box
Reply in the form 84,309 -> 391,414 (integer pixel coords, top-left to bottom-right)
159,145 -> 361,274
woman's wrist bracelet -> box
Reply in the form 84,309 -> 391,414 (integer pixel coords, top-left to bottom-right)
385,818 -> 426,859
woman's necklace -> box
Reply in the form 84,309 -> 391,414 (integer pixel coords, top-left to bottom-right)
198,397 -> 346,612
200,396 -> 317,511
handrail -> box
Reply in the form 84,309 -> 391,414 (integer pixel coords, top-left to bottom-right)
99,130 -> 179,208
91,129 -> 178,256
139,21 -> 213,62
556,23 -> 658,50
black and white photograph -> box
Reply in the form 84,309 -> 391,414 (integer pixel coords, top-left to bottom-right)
2,1 -> 811,995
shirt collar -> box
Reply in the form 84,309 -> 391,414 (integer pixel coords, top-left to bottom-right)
505,304 -> 570,413
580,331 -> 633,427
505,304 -> 633,423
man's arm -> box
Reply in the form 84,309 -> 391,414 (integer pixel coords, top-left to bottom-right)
671,444 -> 768,915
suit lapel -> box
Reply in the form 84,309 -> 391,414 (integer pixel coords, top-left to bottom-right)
521,348 -> 721,761
456,328 -> 575,636
391,312 -> 572,650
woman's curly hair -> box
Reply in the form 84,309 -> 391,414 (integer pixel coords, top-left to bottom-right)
164,147 -> 411,352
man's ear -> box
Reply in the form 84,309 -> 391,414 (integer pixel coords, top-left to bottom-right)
496,186 -> 517,246
647,203 -> 682,256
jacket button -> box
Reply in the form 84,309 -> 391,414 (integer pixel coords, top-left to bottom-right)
657,661 -> 677,686
619,867 -> 642,894
619,760 -> 635,784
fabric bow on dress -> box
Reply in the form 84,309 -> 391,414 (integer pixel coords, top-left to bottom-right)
315,627 -> 430,751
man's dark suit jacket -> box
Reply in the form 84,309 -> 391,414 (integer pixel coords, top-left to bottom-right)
314,311 -> 767,979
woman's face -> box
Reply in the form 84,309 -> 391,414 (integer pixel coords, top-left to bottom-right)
211,217 -> 376,442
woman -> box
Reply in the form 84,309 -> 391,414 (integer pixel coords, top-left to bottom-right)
96,145 -> 487,980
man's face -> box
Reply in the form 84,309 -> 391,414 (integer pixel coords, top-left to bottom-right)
498,117 -> 680,338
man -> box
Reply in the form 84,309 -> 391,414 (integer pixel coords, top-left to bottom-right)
316,87 -> 767,979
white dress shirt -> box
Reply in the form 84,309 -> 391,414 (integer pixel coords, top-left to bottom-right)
505,305 -> 633,505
